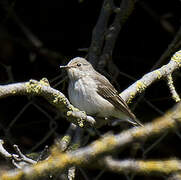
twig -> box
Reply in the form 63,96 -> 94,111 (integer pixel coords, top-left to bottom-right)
13,145 -> 36,165
166,74 -> 180,102
0,140 -> 36,169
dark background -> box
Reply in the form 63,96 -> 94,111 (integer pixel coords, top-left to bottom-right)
0,0 -> 181,179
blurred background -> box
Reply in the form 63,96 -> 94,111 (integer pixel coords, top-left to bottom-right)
0,0 -> 181,179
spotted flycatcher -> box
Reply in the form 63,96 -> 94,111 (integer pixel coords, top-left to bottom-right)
60,57 -> 142,126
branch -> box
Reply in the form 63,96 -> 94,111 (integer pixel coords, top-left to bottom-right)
87,0 -> 114,66
166,74 -> 180,102
99,0 -> 135,68
0,140 -> 36,169
1,102 -> 181,179
102,156 -> 181,175
0,50 -> 180,128
0,78 -> 96,128
88,0 -> 135,68
121,50 -> 181,103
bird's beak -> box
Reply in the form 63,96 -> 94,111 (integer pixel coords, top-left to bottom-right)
59,65 -> 70,69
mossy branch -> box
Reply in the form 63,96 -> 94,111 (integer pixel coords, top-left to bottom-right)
0,78 -> 96,128
0,50 -> 181,129
1,102 -> 181,179
121,50 -> 181,103
102,157 -> 181,175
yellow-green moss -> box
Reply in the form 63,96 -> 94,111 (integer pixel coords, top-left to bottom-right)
70,143 -> 80,151
1,171 -> 23,180
11,90 -> 16,94
61,135 -> 71,144
155,70 -> 162,79
52,94 -> 67,106
39,78 -> 50,86
127,92 -> 136,104
67,111 -> 85,127
25,81 -> 42,94
138,159 -> 180,174
92,135 -> 116,154
77,119 -> 84,128
173,95 -> 180,102
171,51 -> 181,67
136,81 -> 146,93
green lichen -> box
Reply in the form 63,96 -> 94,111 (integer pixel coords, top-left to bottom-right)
127,92 -> 136,104
70,143 -> 80,150
40,78 -> 50,86
53,94 -> 67,105
136,80 -> 146,93
155,70 -> 162,79
25,80 -> 42,94
67,111 -> 72,117
77,118 -> 84,128
173,95 -> 180,102
67,111 -> 85,128
61,135 -> 71,144
11,90 -> 16,94
171,51 -> 181,67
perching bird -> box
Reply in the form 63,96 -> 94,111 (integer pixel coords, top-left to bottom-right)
60,57 -> 142,126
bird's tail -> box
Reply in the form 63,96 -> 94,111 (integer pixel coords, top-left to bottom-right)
126,117 -> 143,127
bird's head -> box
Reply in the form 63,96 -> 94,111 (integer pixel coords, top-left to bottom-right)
60,57 -> 94,80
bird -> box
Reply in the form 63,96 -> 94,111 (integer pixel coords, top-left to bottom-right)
60,57 -> 142,126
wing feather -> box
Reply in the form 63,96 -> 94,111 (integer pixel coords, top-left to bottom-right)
91,72 -> 143,126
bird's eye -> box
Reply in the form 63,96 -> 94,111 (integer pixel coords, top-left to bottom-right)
77,63 -> 81,67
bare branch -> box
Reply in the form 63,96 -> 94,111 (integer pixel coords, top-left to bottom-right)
0,140 -> 36,169
99,0 -> 135,68
88,0 -> 114,66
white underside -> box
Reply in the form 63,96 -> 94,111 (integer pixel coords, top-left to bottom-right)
68,77 -> 128,120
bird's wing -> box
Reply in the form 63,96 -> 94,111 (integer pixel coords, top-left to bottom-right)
92,72 -> 143,126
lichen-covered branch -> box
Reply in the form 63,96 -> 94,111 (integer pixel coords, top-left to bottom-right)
166,74 -> 180,102
1,102 -> 181,179
102,157 -> 181,175
0,78 -> 96,128
0,50 -> 181,129
121,50 -> 181,103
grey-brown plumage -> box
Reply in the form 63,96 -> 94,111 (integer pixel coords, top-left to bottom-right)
60,57 -> 142,126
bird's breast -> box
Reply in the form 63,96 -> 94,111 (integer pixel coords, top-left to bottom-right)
68,77 -> 114,117
68,78 -> 97,114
